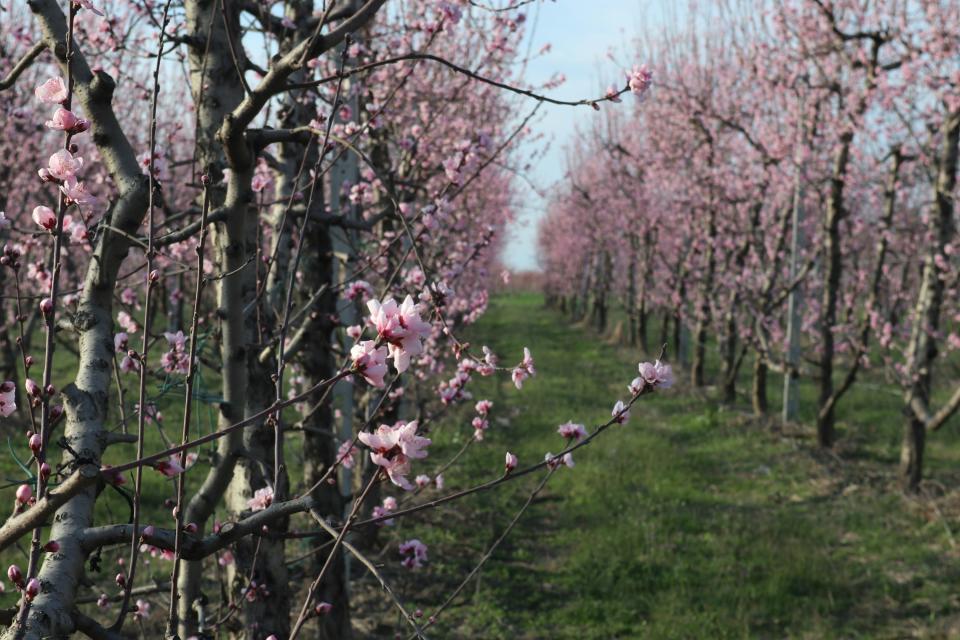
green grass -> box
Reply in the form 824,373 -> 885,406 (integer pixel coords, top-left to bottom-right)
374,292 -> 960,639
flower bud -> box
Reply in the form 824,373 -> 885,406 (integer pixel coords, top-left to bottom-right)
7,565 -> 22,587
184,522 -> 198,534
24,578 -> 39,601
43,540 -> 59,553
39,298 -> 53,315
15,484 -> 32,505
28,434 -> 42,454
115,573 -> 126,588
39,462 -> 51,480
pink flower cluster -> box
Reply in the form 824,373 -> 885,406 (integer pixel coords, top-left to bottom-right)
628,64 -> 653,97
511,347 -> 536,389
160,331 -> 190,375
399,538 -> 428,569
358,420 -> 431,490
372,496 -> 398,526
350,340 -> 389,387
344,280 -> 374,301
247,486 -> 274,512
629,360 -> 674,395
34,77 -> 97,219
557,421 -> 587,441
366,296 -> 432,373
545,452 -> 575,470
337,440 -> 359,469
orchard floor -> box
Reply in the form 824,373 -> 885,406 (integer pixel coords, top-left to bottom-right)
354,292 -> 960,640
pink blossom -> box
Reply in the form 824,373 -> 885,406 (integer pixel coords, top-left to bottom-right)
511,347 -> 536,389
32,206 -> 57,231
25,379 -> 40,397
59,178 -> 96,208
350,340 -> 388,387
366,296 -> 432,373
557,421 -> 587,441
337,440 -> 359,469
637,360 -> 673,391
34,77 -> 68,104
45,108 -> 89,133
118,311 -> 139,333
250,157 -> 273,193
164,331 -> 187,350
612,400 -> 629,425
415,474 -> 430,489
133,599 -> 150,619
399,538 -> 428,569
346,325 -> 363,341
66,217 -> 89,243
545,452 -> 575,470
161,350 -> 190,375
154,455 -> 185,477
247,486 -> 274,511
121,288 -> 137,306
475,399 -> 493,415
114,333 -> 129,353
472,416 -> 489,440
344,280 -> 374,301
45,149 -> 84,182
119,355 -> 139,374
505,452 -> 518,472
628,64 -> 652,97
359,420 -> 431,490
435,474 -> 444,490
372,496 -> 397,526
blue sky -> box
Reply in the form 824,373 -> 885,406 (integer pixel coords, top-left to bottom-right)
500,0 -> 671,271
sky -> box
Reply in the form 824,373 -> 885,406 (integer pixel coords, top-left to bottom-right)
500,0 -> 663,272
503,0 -> 644,271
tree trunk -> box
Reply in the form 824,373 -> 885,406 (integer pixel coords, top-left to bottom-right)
720,323 -> 737,404
752,356 -> 768,416
817,133 -> 852,448
900,416 -> 926,492
692,208 -> 716,387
